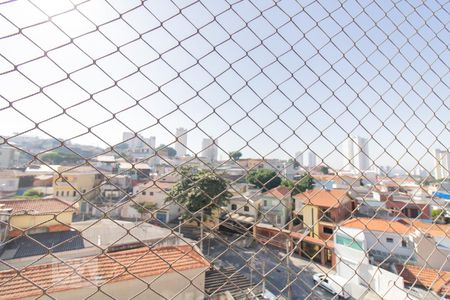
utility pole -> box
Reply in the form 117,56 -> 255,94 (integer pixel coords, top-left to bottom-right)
286,239 -> 292,300
178,216 -> 182,235
200,210 -> 204,252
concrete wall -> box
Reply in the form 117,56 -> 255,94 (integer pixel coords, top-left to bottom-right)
9,211 -> 73,233
227,197 -> 259,219
124,186 -> 180,222
24,267 -> 207,300
302,205 -> 319,236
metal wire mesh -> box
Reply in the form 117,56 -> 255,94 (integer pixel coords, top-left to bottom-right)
0,0 -> 449,299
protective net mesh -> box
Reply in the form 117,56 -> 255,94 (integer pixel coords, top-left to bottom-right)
0,0 -> 449,299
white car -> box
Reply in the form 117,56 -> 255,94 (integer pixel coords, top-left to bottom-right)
313,273 -> 351,299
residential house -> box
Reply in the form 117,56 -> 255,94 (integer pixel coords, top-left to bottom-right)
337,217 -> 450,271
220,189 -> 262,233
91,155 -> 117,172
52,166 -> 104,212
0,245 -> 209,300
385,200 -> 432,220
100,174 -> 132,201
0,217 -> 184,271
0,198 -> 74,237
118,161 -> 151,180
121,180 -> 179,223
259,186 -> 292,228
294,188 -> 353,240
334,217 -> 450,298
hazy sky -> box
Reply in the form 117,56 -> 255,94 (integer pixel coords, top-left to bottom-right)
0,0 -> 448,172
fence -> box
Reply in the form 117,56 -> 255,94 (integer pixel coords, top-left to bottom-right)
0,0 -> 449,299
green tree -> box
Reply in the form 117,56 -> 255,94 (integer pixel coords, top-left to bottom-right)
166,168 -> 232,221
229,151 -> 242,161
282,174 -> 314,195
22,189 -> 44,198
288,158 -> 300,169
156,144 -> 177,157
246,168 -> 282,192
131,202 -> 157,220
40,149 -> 80,164
320,166 -> 329,174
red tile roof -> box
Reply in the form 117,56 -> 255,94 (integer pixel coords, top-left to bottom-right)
0,245 -> 209,299
341,218 -> 412,234
294,189 -> 350,208
0,198 -> 74,215
341,217 -> 450,237
396,264 -> 450,295
263,186 -> 291,200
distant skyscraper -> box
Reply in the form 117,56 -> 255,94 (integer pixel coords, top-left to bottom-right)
303,150 -> 317,168
295,151 -> 303,167
144,136 -> 156,149
201,138 -> 218,163
434,149 -> 450,180
175,128 -> 188,157
342,135 -> 370,173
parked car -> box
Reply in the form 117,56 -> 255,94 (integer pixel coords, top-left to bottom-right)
313,273 -> 351,299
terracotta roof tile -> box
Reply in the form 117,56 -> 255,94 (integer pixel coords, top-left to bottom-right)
0,245 -> 209,299
0,198 -> 74,215
294,189 -> 350,208
396,264 -> 450,295
263,186 -> 291,200
342,217 -> 450,237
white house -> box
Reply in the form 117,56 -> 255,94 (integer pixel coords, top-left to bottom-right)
334,217 -> 450,299
121,181 -> 180,223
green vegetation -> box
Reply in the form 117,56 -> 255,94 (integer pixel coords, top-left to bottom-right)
22,189 -> 44,198
282,174 -> 314,195
229,151 -> 242,161
320,166 -> 329,175
246,168 -> 282,192
39,148 -> 81,164
156,144 -> 177,157
131,202 -> 157,220
166,168 -> 231,221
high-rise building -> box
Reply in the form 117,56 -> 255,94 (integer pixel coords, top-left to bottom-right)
294,151 -> 303,167
175,128 -> 188,157
342,135 -> 370,173
434,149 -> 450,180
144,136 -> 156,150
303,150 -> 317,168
201,138 -> 218,163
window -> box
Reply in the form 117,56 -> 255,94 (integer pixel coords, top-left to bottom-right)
149,192 -> 154,196
142,191 -> 146,195
73,191 -> 76,197
401,239 -> 407,247
323,226 -> 333,234
263,200 -> 267,206
55,191 -> 59,196
231,204 -> 237,210
386,238 -> 394,243
244,206 -> 249,212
